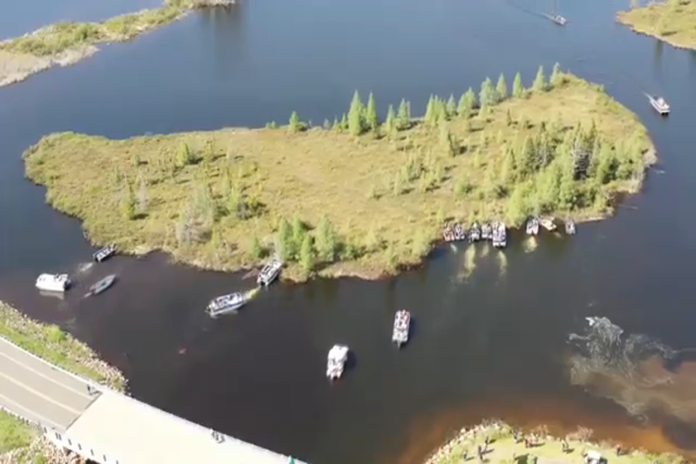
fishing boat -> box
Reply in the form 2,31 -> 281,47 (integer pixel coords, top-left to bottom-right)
392,310 -> 411,348
481,223 -> 492,240
93,244 -> 116,263
545,0 -> 566,25
206,291 -> 251,318
257,257 -> 283,286
645,93 -> 670,115
453,223 -> 466,241
540,216 -> 557,231
468,222 -> 481,242
492,222 -> 507,248
36,274 -> 71,292
565,219 -> 576,235
526,217 -> 540,236
86,274 -> 116,297
327,344 -> 350,380
442,223 -> 454,242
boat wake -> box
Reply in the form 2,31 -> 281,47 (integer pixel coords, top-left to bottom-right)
76,262 -> 94,275
567,317 -> 696,427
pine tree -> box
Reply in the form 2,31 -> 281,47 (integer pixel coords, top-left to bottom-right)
299,234 -> 315,274
457,93 -> 470,119
532,65 -> 547,92
446,94 -> 457,118
496,73 -> 508,102
479,78 -> 495,108
332,117 -> 340,132
340,113 -> 348,130
397,99 -> 411,130
424,95 -> 437,127
366,92 -> 379,132
323,119 -> 331,130
121,182 -> 136,220
291,216 -> 306,259
348,91 -> 365,136
512,72 -> 524,98
550,62 -> 563,88
385,104 -> 396,135
440,123 -> 456,157
277,217 -> 294,261
250,235 -> 263,259
316,215 -> 337,261
289,112 -> 302,132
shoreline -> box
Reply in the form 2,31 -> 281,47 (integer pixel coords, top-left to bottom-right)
0,0 -> 234,88
24,70 -> 655,283
617,1 -> 696,51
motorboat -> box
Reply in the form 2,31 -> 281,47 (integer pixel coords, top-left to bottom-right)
206,291 -> 250,318
540,216 -> 557,231
565,219 -> 576,235
257,257 -> 283,286
86,274 -> 116,297
526,217 -> 539,235
645,93 -> 670,115
550,14 -> 566,25
392,310 -> 411,348
468,222 -> 481,242
481,223 -> 492,240
93,244 -> 116,263
492,222 -> 507,248
453,223 -> 466,241
36,274 -> 71,292
327,344 -> 349,380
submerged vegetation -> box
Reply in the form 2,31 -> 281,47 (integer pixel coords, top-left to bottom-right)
618,0 -> 696,50
24,67 -> 653,280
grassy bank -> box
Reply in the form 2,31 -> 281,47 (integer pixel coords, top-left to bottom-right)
24,67 -> 654,281
427,421 -> 683,464
0,0 -> 230,87
618,0 -> 696,50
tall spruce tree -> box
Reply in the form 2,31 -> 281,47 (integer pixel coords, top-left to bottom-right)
397,99 -> 411,130
532,65 -> 547,92
366,92 -> 379,132
289,112 -> 302,132
479,78 -> 495,108
446,94 -> 457,118
348,91 -> 365,136
496,73 -> 508,102
550,62 -> 563,88
299,234 -> 315,275
512,72 -> 524,98
316,215 -> 337,261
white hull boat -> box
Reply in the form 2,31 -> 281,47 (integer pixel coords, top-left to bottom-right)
392,310 -> 411,348
257,257 -> 283,286
86,275 -> 117,297
645,93 -> 670,115
207,291 -> 250,318
36,274 -> 71,292
93,244 -> 116,263
327,344 -> 349,380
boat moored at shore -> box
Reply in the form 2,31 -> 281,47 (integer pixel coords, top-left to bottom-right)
257,257 -> 283,286
492,222 -> 507,248
526,217 -> 540,235
442,223 -> 466,242
540,216 -> 557,231
327,344 -> 349,380
93,244 -> 116,262
468,222 -> 481,242
35,273 -> 71,292
392,310 -> 411,348
481,223 -> 492,240
206,291 -> 250,318
565,219 -> 576,235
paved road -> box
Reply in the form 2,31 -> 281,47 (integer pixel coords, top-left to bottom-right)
0,337 -> 98,431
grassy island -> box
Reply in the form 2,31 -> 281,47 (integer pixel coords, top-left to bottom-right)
0,0 -> 232,87
0,301 -> 125,462
24,66 -> 654,281
618,0 -> 696,50
426,421 -> 683,464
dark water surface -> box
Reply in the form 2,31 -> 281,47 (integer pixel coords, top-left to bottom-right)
1,0 -> 696,462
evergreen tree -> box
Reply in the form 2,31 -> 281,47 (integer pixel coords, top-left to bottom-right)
291,216 -> 306,259
446,94 -> 457,118
424,95 -> 437,127
397,99 -> 411,130
457,93 -> 470,119
299,234 -> 315,275
121,182 -> 136,220
289,112 -> 302,132
277,217 -> 294,261
532,65 -> 547,92
366,92 -> 379,132
340,113 -> 348,130
550,62 -> 563,88
323,119 -> 331,130
250,235 -> 263,259
385,104 -> 397,135
332,117 -> 341,132
348,91 -> 366,136
440,123 -> 456,157
177,143 -> 194,167
512,72 -> 524,98
479,78 -> 496,108
316,215 -> 337,261
496,73 -> 508,101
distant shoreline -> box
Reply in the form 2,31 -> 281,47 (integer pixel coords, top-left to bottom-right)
0,0 -> 234,88
617,1 -> 696,51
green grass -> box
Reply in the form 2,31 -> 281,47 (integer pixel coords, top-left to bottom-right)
0,411 -> 35,455
0,0 -> 212,57
0,302 -> 125,391
618,0 -> 696,50
24,70 -> 654,281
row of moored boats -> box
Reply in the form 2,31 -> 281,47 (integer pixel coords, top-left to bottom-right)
327,308 -> 412,381
442,221 -> 508,248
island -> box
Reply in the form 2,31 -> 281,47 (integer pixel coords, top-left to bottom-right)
24,66 -> 655,281
0,301 -> 125,463
617,0 -> 696,50
0,0 -> 233,87
425,420 -> 683,464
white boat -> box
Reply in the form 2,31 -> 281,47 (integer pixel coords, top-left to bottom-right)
206,291 -> 250,318
526,217 -> 539,235
326,344 -> 349,380
257,257 -> 283,286
93,244 -> 116,262
392,310 -> 411,348
481,223 -> 492,240
86,274 -> 116,297
540,216 -> 557,231
550,14 -> 566,25
565,219 -> 576,235
36,274 -> 71,292
645,93 -> 670,115
492,222 -> 507,248
468,222 -> 481,242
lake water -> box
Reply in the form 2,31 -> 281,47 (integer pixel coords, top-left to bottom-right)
1,0 -> 696,462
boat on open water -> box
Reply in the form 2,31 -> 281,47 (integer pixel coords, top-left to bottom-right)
392,310 -> 411,348
86,274 -> 116,297
36,274 -> 71,292
645,93 -> 670,115
257,257 -> 283,286
93,244 -> 116,262
327,345 -> 349,380
206,291 -> 251,318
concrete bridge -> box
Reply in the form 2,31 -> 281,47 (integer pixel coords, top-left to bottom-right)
0,336 -> 305,464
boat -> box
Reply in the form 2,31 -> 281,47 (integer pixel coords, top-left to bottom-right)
206,291 -> 250,318
565,219 -> 576,235
86,274 -> 117,297
645,93 -> 670,115
468,222 -> 481,242
545,0 -> 566,25
93,244 -> 116,263
35,274 -> 71,292
540,216 -> 557,231
526,217 -> 540,235
453,223 -> 466,241
257,257 -> 283,286
392,310 -> 411,348
492,222 -> 507,248
442,223 -> 454,242
326,344 -> 349,380
481,223 -> 492,240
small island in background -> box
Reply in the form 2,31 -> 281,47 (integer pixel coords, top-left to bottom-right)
617,0 -> 696,50
24,66 -> 654,282
0,0 -> 233,87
